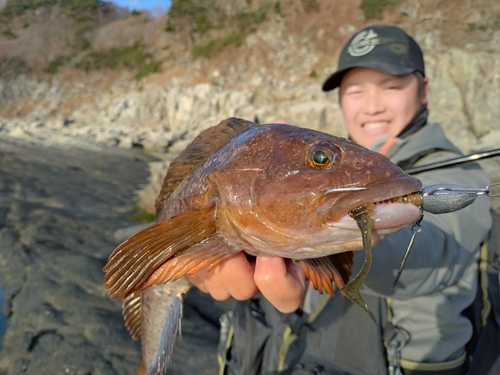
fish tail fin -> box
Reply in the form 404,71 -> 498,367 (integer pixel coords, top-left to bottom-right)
141,282 -> 191,375
145,293 -> 183,375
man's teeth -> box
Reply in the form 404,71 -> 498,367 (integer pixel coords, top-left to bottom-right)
363,122 -> 388,130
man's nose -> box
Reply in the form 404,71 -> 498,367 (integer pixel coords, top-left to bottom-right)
364,90 -> 385,115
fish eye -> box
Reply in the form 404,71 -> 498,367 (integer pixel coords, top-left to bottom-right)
313,150 -> 329,165
307,147 -> 338,169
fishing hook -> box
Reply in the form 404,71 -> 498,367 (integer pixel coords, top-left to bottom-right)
392,214 -> 423,289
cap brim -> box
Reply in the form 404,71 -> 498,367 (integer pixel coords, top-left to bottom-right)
322,61 -> 418,92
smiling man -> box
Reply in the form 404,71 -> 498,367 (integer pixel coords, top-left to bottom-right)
192,25 -> 492,375
338,68 -> 427,148
323,25 -> 429,154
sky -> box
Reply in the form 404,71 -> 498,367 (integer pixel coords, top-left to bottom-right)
112,0 -> 171,13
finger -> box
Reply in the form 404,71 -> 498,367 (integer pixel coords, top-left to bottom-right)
254,256 -> 306,313
273,118 -> 289,124
214,252 -> 259,300
188,252 -> 258,301
189,267 -> 231,301
188,272 -> 209,293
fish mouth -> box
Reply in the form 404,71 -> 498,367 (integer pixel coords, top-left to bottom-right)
374,191 -> 423,206
331,199 -> 422,234
324,175 -> 423,226
365,193 -> 422,231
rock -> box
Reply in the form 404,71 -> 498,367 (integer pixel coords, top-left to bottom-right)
114,223 -> 153,243
0,137 -> 227,375
136,160 -> 170,214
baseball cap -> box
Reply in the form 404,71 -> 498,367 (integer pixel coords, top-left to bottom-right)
322,25 -> 425,91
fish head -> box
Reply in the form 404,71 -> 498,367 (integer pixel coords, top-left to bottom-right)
209,123 -> 423,258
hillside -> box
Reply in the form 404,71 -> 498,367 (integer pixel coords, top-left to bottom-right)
1,0 -> 500,199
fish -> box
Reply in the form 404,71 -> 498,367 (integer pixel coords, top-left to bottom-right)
103,117 -> 423,375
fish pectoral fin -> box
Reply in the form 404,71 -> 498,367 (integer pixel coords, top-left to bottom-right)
122,293 -> 142,340
103,206 -> 216,300
141,234 -> 240,290
299,252 -> 353,296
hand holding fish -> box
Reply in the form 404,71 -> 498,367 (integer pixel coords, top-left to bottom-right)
189,254 -> 306,313
187,251 -> 259,301
254,256 -> 307,312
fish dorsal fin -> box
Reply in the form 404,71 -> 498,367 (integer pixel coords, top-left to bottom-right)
155,117 -> 256,216
299,252 -> 353,296
103,205 -> 216,300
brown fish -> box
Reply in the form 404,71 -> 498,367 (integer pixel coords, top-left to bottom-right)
103,117 -> 423,374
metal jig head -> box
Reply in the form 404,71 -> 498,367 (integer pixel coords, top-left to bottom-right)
394,182 -> 499,287
421,182 -> 500,214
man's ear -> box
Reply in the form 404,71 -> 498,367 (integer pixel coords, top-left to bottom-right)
421,77 -> 430,105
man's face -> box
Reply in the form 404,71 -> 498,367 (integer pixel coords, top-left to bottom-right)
339,68 -> 428,149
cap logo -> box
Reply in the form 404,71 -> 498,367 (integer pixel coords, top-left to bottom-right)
347,29 -> 380,57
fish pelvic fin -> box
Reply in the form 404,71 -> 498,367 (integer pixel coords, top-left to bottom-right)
103,206 -> 217,300
299,252 -> 353,296
155,118 -> 257,216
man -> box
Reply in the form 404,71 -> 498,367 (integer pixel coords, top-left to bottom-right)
190,25 -> 492,374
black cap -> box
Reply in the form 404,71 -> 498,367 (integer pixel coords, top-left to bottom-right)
322,25 -> 425,92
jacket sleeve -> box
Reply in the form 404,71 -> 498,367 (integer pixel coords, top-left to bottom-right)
359,163 -> 492,299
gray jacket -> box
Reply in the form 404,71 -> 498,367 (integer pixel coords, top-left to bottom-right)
304,122 -> 492,367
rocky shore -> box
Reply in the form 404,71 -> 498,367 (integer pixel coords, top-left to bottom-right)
0,136 -> 229,375
2,3 -> 500,373
0,121 -> 498,375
